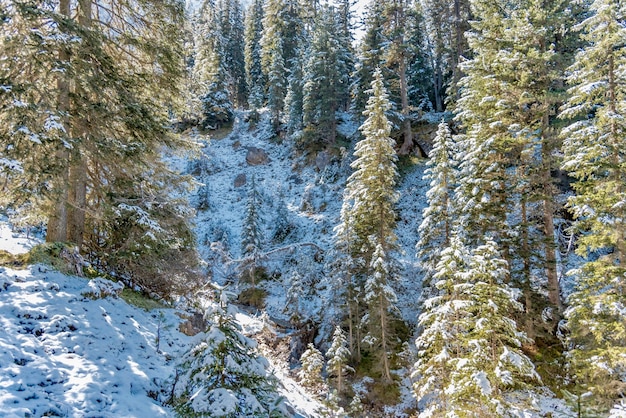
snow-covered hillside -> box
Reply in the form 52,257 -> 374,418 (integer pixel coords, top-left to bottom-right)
0,223 -> 323,417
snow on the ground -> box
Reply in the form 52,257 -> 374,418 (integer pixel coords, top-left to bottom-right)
0,262 -> 192,417
0,218 -> 39,254
0,221 -> 322,417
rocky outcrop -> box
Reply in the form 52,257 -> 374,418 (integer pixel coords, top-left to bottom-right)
245,146 -> 270,166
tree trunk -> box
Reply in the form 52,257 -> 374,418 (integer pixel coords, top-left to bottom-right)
398,57 -> 415,155
542,113 -> 561,316
67,161 -> 87,248
66,0 -> 92,250
47,0 -> 71,243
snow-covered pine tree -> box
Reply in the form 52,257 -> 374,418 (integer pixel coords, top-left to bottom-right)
326,326 -> 353,394
193,0 -> 233,130
241,176 -> 264,286
284,48 -> 305,135
380,0 -> 414,154
329,200 -> 362,361
350,2 -> 385,121
302,4 -> 348,147
421,0 -> 471,109
260,0 -> 302,132
560,0 -> 626,409
405,2 -> 434,112
413,236 -> 470,416
416,120 -> 458,281
272,189 -> 292,244
298,343 -> 325,392
244,0 -> 266,109
341,69 -> 400,382
446,240 -> 539,414
219,0 -> 247,107
174,290 -> 287,417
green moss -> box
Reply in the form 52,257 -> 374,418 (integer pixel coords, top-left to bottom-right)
120,288 -> 167,311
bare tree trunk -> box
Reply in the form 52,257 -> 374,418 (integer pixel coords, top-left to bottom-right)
379,292 -> 391,382
66,0 -> 92,250
398,57 -> 415,155
542,113 -> 561,316
47,0 -> 71,243
521,197 -> 534,339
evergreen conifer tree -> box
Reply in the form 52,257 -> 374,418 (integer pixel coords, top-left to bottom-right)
560,0 -> 626,408
174,290 -> 287,417
340,69 -> 400,382
414,239 -> 540,415
260,0 -> 302,132
298,343 -> 325,392
301,5 -> 348,147
244,0 -> 266,109
0,0 -> 198,296
326,326 -> 353,394
416,120 -> 458,279
241,176 -> 264,286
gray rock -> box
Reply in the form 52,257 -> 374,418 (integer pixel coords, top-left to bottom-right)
234,173 -> 247,188
245,146 -> 270,166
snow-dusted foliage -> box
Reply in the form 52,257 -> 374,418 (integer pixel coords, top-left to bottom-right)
560,0 -> 626,409
173,291 -> 288,417
326,326 -> 353,394
416,120 -> 458,279
336,69 -> 400,382
413,239 -> 540,415
298,343 -> 325,392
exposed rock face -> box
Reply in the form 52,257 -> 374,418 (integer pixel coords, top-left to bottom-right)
245,146 -> 270,166
234,173 -> 247,188
315,151 -> 330,172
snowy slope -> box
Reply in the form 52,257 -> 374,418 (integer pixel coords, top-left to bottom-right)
0,263 -> 189,417
0,221 -> 325,417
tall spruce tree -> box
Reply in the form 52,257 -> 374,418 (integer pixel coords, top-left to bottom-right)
244,0 -> 266,109
302,5 -> 349,147
260,0 -> 302,132
340,69 -> 400,382
414,238 -> 540,415
560,0 -> 626,409
0,0 -> 198,296
455,0 -> 572,321
416,120 -> 458,280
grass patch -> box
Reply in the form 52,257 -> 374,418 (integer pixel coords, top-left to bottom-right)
238,288 -> 267,309
0,249 -> 28,267
120,288 -> 167,311
397,154 -> 423,179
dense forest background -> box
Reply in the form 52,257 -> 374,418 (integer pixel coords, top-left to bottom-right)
1,0 -> 626,416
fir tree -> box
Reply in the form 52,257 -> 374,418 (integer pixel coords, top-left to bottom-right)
174,289 -> 287,417
0,0 -> 198,296
560,2 -> 626,406
298,343 -> 325,392
351,2 -> 385,120
244,0 -> 266,109
241,176 -> 264,286
415,239 -> 540,415
260,0 -> 302,132
302,5 -> 349,146
339,69 -> 400,382
416,120 -> 458,280
326,326 -> 353,394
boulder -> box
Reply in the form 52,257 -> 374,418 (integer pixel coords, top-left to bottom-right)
234,173 -> 247,188
245,146 -> 270,166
